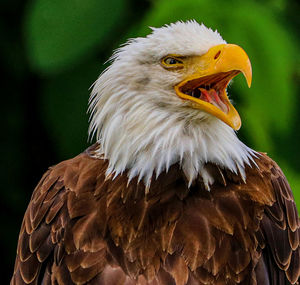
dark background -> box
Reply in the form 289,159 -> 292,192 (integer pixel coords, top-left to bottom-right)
1,0 -> 299,283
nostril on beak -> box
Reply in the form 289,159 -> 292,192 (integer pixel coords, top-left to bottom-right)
214,50 -> 221,60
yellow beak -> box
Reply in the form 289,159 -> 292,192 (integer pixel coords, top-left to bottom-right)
174,44 -> 252,130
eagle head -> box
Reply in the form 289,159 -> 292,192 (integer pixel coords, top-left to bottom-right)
89,21 -> 255,188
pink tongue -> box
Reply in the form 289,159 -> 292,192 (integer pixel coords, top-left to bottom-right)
199,88 -> 229,113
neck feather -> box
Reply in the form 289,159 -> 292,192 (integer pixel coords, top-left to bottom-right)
89,83 -> 256,188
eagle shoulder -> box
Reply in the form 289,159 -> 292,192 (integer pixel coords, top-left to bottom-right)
254,153 -> 300,284
11,147 -> 115,284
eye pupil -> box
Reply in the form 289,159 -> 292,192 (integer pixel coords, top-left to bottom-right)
165,57 -> 179,64
161,56 -> 183,68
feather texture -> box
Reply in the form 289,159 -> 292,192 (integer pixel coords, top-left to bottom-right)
11,144 -> 300,284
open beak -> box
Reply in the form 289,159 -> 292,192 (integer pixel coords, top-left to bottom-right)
174,44 -> 252,130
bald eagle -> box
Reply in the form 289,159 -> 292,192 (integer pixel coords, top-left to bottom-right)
11,21 -> 299,285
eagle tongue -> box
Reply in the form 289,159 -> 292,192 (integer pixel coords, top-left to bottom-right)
199,88 -> 228,113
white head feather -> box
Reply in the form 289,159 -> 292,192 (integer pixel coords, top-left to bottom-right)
89,21 -> 256,188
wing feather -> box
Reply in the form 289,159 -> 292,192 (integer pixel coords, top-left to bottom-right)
257,157 -> 300,284
11,150 -> 111,284
11,168 -> 68,284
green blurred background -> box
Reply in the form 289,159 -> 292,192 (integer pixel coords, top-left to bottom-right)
1,0 -> 299,282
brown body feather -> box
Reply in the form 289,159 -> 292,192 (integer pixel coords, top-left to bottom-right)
11,144 -> 300,284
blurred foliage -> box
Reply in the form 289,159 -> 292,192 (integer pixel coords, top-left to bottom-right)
40,60 -> 100,158
1,0 -> 299,282
25,0 -> 127,73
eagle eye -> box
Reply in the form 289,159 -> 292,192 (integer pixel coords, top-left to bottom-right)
161,55 -> 184,69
